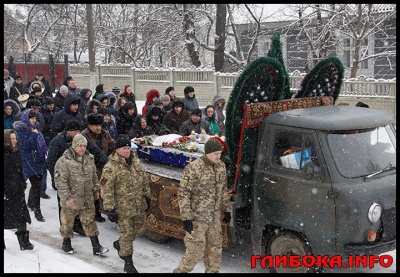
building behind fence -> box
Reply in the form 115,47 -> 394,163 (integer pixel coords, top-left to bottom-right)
68,64 -> 396,117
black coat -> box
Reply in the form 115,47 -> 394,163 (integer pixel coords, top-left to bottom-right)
4,146 -> 31,229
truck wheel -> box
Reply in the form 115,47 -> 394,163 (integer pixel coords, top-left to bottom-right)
145,230 -> 171,244
266,231 -> 320,273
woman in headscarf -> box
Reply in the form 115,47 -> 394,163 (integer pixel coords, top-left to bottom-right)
13,109 -> 48,222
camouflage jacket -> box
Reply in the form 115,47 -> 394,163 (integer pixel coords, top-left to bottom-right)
100,150 -> 150,217
178,155 -> 230,223
54,148 -> 99,209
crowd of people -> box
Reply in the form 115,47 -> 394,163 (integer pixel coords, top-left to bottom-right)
4,69 -> 229,273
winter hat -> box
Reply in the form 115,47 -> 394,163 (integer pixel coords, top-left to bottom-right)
205,139 -> 223,154
112,87 -> 121,95
4,69 -> 9,75
59,85 -> 69,94
165,86 -> 174,94
161,95 -> 170,102
173,100 -> 184,108
36,71 -> 44,77
65,119 -> 81,131
87,113 -> 104,125
154,98 -> 163,106
150,106 -> 161,117
28,110 -> 37,119
26,99 -> 41,109
98,107 -> 111,116
115,134 -> 131,149
191,108 -> 202,117
32,86 -> 42,93
44,96 -> 54,105
72,134 -> 87,148
15,75 -> 22,80
184,86 -> 195,94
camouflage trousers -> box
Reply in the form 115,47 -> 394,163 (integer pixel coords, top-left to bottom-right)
116,212 -> 146,257
177,220 -> 223,273
59,206 -> 99,238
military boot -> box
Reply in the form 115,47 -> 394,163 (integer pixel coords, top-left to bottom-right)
90,235 -> 109,255
62,237 -> 74,254
15,231 -> 34,251
120,255 -> 138,273
113,239 -> 120,253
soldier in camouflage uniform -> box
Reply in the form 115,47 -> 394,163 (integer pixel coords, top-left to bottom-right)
100,134 -> 151,273
54,134 -> 109,256
173,139 -> 231,273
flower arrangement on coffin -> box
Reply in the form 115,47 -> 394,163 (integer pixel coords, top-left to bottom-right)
134,136 -> 154,146
161,139 -> 197,152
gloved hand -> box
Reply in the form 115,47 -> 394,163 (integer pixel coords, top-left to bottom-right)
182,220 -> 193,234
222,212 -> 231,223
108,209 -> 119,223
145,196 -> 151,212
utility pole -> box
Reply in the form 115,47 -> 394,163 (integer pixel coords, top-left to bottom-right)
86,4 -> 96,89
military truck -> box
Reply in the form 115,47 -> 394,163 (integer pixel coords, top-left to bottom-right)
139,56 -> 396,273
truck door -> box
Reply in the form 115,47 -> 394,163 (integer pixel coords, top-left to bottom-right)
253,126 -> 336,255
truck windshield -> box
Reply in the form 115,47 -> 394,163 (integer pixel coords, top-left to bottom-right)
327,125 -> 396,178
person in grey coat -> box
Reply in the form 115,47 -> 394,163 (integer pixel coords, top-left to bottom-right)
179,108 -> 212,136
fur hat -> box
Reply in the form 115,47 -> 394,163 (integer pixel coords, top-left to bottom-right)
36,71 -> 44,77
191,108 -> 202,117
44,96 -> 54,105
115,134 -> 131,149
65,120 -> 81,131
59,85 -> 69,94
165,86 -> 174,94
184,86 -> 194,94
87,113 -> 104,125
72,134 -> 87,148
98,107 -> 111,115
205,139 -> 223,154
32,86 -> 42,93
28,110 -> 37,119
26,99 -> 41,109
173,100 -> 184,108
154,98 -> 163,106
150,106 -> 161,117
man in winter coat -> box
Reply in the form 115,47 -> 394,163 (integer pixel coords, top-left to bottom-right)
9,75 -> 29,109
173,139 -> 231,273
100,135 -> 151,273
81,113 -> 116,222
47,119 -> 109,236
26,71 -> 52,98
54,134 -> 109,256
179,108 -> 212,136
51,93 -> 86,136
66,78 -> 82,96
163,98 -> 190,134
54,85 -> 69,110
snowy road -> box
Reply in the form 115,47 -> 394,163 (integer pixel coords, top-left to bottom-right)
5,172 -> 396,273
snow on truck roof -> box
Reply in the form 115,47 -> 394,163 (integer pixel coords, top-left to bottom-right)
263,106 -> 395,131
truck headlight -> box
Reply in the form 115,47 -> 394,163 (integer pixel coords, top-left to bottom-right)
368,202 -> 382,223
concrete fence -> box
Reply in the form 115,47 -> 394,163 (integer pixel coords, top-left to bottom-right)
69,65 -> 396,117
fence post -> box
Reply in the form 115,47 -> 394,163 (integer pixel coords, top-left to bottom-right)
24,53 -> 29,82
49,54 -> 55,94
131,67 -> 136,94
214,72 -> 218,97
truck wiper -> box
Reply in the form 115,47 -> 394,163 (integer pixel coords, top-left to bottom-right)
364,163 -> 396,180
